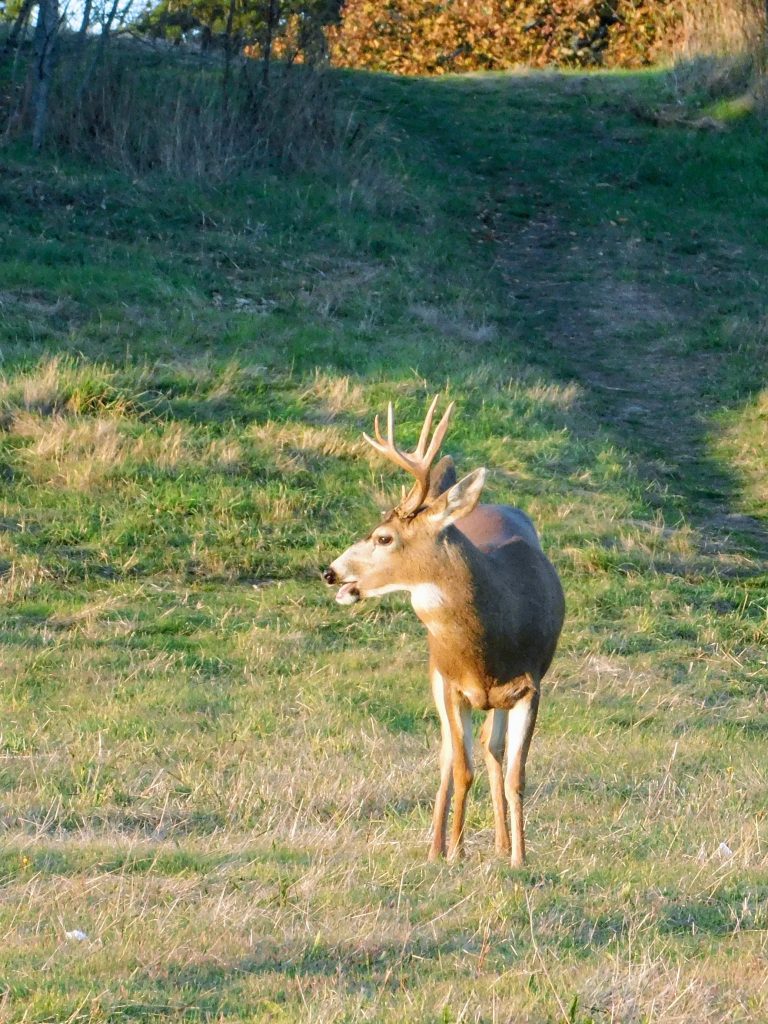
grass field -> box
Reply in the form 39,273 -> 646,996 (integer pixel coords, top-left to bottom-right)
1,64 -> 767,1022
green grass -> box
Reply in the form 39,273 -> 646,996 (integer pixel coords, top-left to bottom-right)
0,64 -> 767,1022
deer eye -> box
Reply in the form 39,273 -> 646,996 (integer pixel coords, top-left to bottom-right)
376,533 -> 393,546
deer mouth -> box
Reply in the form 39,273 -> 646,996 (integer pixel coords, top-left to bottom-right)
336,581 -> 361,605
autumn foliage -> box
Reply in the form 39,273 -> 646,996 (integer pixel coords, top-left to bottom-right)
328,0 -> 684,73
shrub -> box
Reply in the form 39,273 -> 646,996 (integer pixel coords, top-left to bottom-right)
6,35 -> 348,177
328,0 -> 766,75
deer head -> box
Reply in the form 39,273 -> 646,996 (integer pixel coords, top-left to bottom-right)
324,397 -> 486,605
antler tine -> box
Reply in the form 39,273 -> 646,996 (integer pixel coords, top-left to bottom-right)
364,413 -> 417,479
422,400 -> 454,466
362,396 -> 454,516
415,394 -> 440,458
366,403 -> 401,456
363,420 -> 383,454
372,413 -> 385,448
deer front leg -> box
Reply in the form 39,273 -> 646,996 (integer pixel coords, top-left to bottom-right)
505,689 -> 539,868
428,667 -> 453,861
481,709 -> 510,856
445,684 -> 474,862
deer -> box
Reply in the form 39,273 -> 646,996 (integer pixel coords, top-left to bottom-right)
323,396 -> 565,867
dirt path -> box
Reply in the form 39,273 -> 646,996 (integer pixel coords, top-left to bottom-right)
482,76 -> 768,564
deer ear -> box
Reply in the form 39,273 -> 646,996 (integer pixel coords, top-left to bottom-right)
426,455 -> 457,499
426,468 -> 486,529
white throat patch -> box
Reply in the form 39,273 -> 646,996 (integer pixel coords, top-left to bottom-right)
410,584 -> 446,614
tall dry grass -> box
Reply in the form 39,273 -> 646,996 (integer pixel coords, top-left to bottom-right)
676,0 -> 766,58
4,35 -> 356,177
670,0 -> 768,104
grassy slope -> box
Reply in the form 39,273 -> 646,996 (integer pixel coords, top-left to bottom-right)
1,66 -> 767,1022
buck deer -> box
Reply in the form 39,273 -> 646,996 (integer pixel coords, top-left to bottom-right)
323,397 -> 564,866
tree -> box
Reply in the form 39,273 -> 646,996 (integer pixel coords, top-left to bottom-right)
31,0 -> 61,148
138,0 -> 341,64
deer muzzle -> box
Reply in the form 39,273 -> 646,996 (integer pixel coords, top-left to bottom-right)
335,581 -> 361,605
322,565 -> 361,605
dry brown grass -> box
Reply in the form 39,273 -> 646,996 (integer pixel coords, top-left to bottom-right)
29,41 -> 352,179
1,562 -> 767,1020
409,303 -> 498,345
711,387 -> 768,518
0,554 -> 48,605
249,421 -> 363,476
668,0 -> 768,114
301,372 -> 369,422
6,405 -> 249,489
677,0 -> 765,59
13,412 -> 126,488
2,64 -> 767,1024
297,260 -> 383,321
581,948 -> 765,1023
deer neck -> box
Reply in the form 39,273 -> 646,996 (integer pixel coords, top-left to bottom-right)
409,527 -> 488,642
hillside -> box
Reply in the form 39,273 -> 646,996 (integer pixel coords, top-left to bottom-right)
1,65 -> 767,1022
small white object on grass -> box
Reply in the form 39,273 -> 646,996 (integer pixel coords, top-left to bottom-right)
717,842 -> 734,860
65,929 -> 89,942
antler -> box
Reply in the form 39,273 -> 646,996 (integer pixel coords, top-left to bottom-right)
363,395 -> 454,516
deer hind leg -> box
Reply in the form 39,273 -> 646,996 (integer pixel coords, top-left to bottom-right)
481,709 -> 510,855
445,688 -> 474,862
428,667 -> 453,861
505,689 -> 540,869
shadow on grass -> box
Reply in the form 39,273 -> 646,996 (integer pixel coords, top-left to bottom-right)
2,65 -> 766,579
374,69 -> 768,564
110,877 -> 757,1016
118,921 -> 614,1017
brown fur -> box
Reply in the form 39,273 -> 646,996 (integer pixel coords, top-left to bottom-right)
326,409 -> 565,866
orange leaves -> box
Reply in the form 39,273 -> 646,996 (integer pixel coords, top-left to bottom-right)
328,0 -> 682,74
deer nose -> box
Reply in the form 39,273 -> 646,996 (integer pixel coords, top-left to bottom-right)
323,567 -> 337,585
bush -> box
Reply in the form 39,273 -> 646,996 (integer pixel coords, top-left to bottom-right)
3,35 -> 350,177
328,0 -> 766,75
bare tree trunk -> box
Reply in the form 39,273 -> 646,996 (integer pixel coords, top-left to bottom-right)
262,0 -> 279,88
3,0 -> 36,54
77,0 -> 121,99
2,0 -> 35,137
31,0 -> 61,149
78,0 -> 93,39
222,0 -> 237,93
100,0 -> 122,46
